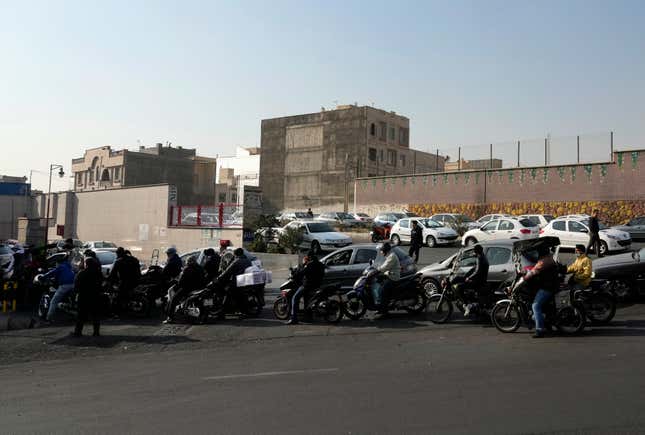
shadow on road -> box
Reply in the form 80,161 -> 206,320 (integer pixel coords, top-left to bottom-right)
49,334 -> 199,348
584,319 -> 645,337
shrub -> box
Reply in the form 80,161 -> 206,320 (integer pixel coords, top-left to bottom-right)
278,227 -> 304,254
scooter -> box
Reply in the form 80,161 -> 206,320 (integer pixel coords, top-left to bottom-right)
370,223 -> 392,243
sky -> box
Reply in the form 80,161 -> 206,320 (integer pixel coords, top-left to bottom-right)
2,0 -> 645,191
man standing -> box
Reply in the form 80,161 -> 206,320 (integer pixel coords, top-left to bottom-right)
587,209 -> 603,257
307,208 -> 314,218
73,257 -> 103,337
409,220 -> 423,263
287,251 -> 325,325
567,245 -> 593,290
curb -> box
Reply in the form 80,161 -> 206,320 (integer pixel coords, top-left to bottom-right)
0,313 -> 38,332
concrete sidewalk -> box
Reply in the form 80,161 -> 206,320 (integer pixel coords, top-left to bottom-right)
0,311 -> 38,332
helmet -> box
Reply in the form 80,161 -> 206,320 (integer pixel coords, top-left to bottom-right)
83,249 -> 97,259
166,247 -> 177,255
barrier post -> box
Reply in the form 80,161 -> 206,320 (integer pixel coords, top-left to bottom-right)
197,205 -> 202,226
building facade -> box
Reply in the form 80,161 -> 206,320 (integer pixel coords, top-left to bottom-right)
260,105 -> 445,213
215,147 -> 261,205
71,144 -> 217,205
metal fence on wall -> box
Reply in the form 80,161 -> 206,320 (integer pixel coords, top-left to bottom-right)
426,131 -> 618,171
169,204 -> 243,228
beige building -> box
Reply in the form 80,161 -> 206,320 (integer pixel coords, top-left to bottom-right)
71,143 -> 217,205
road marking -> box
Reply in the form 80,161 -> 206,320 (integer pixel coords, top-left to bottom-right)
203,368 -> 339,381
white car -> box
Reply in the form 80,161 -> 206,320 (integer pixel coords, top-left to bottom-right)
316,212 -> 361,227
389,218 -> 459,248
83,241 -> 118,252
94,250 -> 117,277
540,218 -> 631,255
352,212 -> 373,224
559,214 -> 590,220
281,220 -> 353,253
430,214 -> 481,231
462,218 -> 540,246
476,214 -> 515,225
518,214 -> 555,229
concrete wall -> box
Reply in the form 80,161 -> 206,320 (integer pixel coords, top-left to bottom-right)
0,195 -> 36,239
355,150 -> 645,224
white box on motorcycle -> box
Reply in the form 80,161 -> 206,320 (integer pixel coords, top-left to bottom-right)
236,267 -> 272,287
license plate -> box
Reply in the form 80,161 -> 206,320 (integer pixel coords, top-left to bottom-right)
203,299 -> 213,307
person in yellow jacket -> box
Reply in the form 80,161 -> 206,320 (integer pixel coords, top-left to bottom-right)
567,245 -> 593,290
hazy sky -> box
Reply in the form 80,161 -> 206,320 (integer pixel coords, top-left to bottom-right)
2,0 -> 644,191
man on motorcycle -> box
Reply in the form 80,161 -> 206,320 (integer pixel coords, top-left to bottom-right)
523,245 -> 559,338
374,242 -> 400,316
212,248 -> 252,317
567,245 -> 593,291
41,254 -> 76,322
108,247 -> 142,316
202,248 -> 221,282
164,256 -> 206,323
460,244 -> 490,317
286,250 -> 325,325
162,247 -> 183,282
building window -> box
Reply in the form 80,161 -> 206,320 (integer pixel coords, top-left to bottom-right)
387,150 -> 397,166
379,122 -> 387,141
218,193 -> 227,203
389,127 -> 395,141
379,150 -> 384,162
88,170 -> 94,184
368,148 -> 377,162
76,173 -> 82,186
114,167 -> 121,181
399,128 -> 405,145
400,155 -> 406,167
370,123 -> 376,136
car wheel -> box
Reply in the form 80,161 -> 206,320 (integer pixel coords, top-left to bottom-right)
465,237 -> 477,247
390,234 -> 401,246
422,278 -> 440,300
426,235 -> 436,248
599,241 -> 609,256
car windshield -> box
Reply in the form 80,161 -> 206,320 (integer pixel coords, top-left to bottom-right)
357,213 -> 369,217
96,251 -> 116,265
393,213 -> 407,220
294,212 -> 309,218
455,215 -> 474,223
95,242 -> 116,249
306,223 -> 334,233
0,245 -> 11,255
420,219 -> 443,229
338,212 -> 355,219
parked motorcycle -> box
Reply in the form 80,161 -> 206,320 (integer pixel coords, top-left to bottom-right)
102,281 -> 152,317
273,268 -> 344,323
35,274 -> 78,320
342,263 -> 425,320
370,223 -> 392,243
568,277 -> 616,325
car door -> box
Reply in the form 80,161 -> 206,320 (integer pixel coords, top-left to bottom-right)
549,220 -> 569,246
398,219 -> 411,242
633,217 -> 645,240
479,220 -> 499,241
322,249 -> 353,287
567,220 -> 590,247
483,246 -> 513,286
497,220 -> 516,239
346,248 -> 378,288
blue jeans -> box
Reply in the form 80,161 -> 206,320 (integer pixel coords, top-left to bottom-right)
532,289 -> 552,332
291,286 -> 305,321
47,284 -> 74,321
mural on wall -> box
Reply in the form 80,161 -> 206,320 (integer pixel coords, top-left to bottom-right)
409,200 -> 645,226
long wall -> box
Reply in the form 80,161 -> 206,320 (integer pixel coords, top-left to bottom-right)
0,195 -> 35,239
355,150 -> 645,225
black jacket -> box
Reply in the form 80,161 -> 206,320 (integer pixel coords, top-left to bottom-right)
203,254 -> 221,281
163,254 -> 183,281
75,260 -> 103,305
465,253 -> 489,286
525,255 -> 559,293
294,259 -> 325,291
411,225 -> 423,245
108,255 -> 140,288
178,263 -> 206,292
589,216 -> 600,234
217,255 -> 252,288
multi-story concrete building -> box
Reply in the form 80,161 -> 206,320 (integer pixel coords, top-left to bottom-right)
260,105 -> 445,212
215,147 -> 261,205
71,143 -> 217,204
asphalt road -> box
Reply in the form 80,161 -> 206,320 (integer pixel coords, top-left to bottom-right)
2,302 -> 645,434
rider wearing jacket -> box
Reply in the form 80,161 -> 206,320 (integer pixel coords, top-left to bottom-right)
41,255 -> 76,322
164,257 -> 206,323
162,247 -> 183,282
108,247 -> 141,315
567,245 -> 593,290
202,248 -> 221,282
287,251 -> 325,325
523,245 -> 559,338
213,248 -> 252,316
375,242 -> 400,316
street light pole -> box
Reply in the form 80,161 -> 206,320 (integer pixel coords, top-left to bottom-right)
44,164 -> 64,248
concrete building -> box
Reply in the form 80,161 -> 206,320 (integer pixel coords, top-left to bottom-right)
0,176 -> 34,240
71,144 -> 217,204
260,105 -> 445,212
215,147 -> 261,205
445,158 -> 503,171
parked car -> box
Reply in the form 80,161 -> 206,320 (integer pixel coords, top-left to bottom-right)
352,212 -> 373,224
278,212 -> 311,225
389,218 -> 459,247
83,241 -> 118,252
418,240 -> 538,295
559,214 -> 590,220
374,212 -> 408,226
316,212 -> 361,227
261,221 -> 352,254
403,212 -> 420,218
612,216 -> 645,241
540,218 -> 631,255
182,213 -> 219,226
0,244 -> 14,279
476,214 -> 514,225
430,214 -> 481,232
320,244 -> 417,290
518,214 -> 554,229
94,250 -> 117,277
589,248 -> 645,300
462,218 -> 539,246
51,239 -> 84,253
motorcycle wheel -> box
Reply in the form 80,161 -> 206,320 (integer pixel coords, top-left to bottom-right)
186,299 -> 208,325
245,294 -> 263,317
586,293 -> 616,325
273,296 -> 291,320
555,305 -> 586,335
422,278 -> 440,301
37,295 -> 49,320
404,292 -> 427,314
371,234 -> 379,243
322,296 -> 343,324
130,294 -> 151,318
343,293 -> 367,320
426,294 -> 453,324
491,301 -> 521,333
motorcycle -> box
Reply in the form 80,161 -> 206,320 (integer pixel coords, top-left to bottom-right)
370,223 -> 392,243
568,277 -> 616,325
35,274 -> 78,320
272,267 -> 344,323
490,237 -> 586,335
342,262 -> 425,320
101,281 -> 152,318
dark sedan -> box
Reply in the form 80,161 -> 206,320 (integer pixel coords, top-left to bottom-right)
612,217 -> 645,241
592,248 -> 645,300
319,244 -> 417,290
